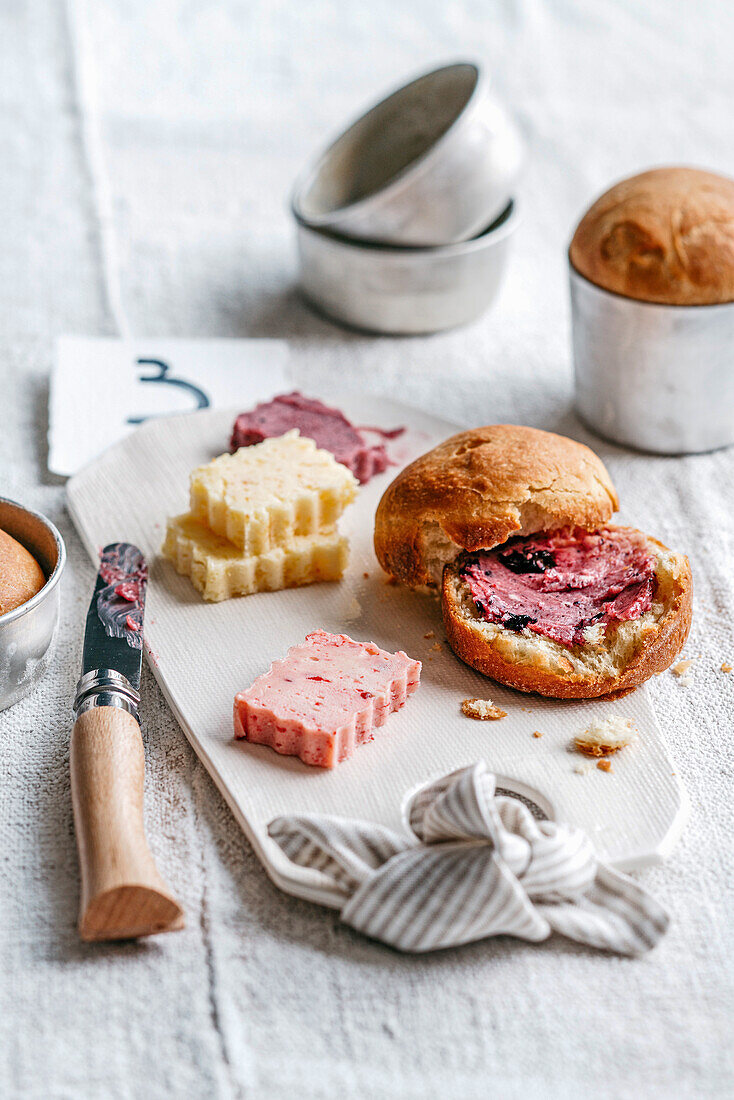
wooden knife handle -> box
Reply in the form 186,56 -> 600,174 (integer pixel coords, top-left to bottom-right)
70,706 -> 184,942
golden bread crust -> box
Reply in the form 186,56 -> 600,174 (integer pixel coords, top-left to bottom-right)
441,532 -> 693,699
0,528 -> 46,616
570,166 -> 734,305
374,425 -> 618,587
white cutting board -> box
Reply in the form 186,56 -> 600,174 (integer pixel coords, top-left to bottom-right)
67,398 -> 688,905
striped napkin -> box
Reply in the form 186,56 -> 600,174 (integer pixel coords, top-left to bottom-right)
268,762 -> 669,955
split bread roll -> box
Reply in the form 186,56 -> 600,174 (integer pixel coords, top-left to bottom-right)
374,425 -> 692,698
442,530 -> 692,699
374,425 -> 619,589
0,528 -> 46,615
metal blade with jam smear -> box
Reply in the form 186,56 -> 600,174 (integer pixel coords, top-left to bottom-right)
81,543 -> 148,691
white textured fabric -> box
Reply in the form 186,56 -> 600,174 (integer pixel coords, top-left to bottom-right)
1,1 -> 733,1097
269,763 -> 669,955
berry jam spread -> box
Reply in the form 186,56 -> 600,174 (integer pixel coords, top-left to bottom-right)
461,528 -> 656,647
230,392 -> 403,484
97,544 -> 147,650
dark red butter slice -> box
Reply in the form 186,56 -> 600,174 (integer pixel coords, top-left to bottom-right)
461,528 -> 656,648
230,392 -> 402,484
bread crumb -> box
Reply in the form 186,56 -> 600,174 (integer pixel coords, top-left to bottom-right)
597,759 -> 613,773
672,658 -> 694,678
461,698 -> 507,721
532,730 -> 543,739
721,662 -> 732,673
574,715 -> 634,757
423,631 -> 435,639
574,761 -> 593,775
363,572 -> 369,579
431,642 -> 442,652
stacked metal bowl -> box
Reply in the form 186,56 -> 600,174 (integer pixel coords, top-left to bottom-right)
292,62 -> 525,335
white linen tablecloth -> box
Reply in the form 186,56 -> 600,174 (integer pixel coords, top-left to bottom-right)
1,1 -> 733,1096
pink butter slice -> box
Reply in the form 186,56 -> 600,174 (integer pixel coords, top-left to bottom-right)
233,629 -> 421,768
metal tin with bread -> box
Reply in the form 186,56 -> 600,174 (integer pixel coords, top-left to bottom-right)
569,167 -> 734,454
0,497 -> 66,710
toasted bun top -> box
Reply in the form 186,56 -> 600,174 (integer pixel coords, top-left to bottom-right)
374,425 -> 619,587
570,167 -> 734,305
0,528 -> 46,616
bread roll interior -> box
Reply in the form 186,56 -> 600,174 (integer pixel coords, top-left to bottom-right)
442,535 -> 692,697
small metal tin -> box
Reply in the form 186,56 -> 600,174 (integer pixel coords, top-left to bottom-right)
296,201 -> 518,335
0,498 -> 66,711
292,61 -> 524,247
570,264 -> 734,454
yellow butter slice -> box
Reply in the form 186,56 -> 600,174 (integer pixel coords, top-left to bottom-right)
188,431 -> 358,554
162,513 -> 349,602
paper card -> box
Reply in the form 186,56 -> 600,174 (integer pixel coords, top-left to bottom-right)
49,336 -> 290,476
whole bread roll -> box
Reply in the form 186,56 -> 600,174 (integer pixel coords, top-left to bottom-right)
0,528 -> 46,615
570,166 -> 734,305
374,425 -> 618,588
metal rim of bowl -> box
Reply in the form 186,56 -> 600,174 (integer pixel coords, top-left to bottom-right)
295,199 -> 519,257
291,60 -> 489,229
568,254 -> 734,312
0,497 -> 67,627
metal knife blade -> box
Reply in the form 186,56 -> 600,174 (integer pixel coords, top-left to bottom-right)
81,543 -> 148,690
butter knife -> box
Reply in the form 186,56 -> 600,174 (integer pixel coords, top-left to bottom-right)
70,543 -> 184,941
